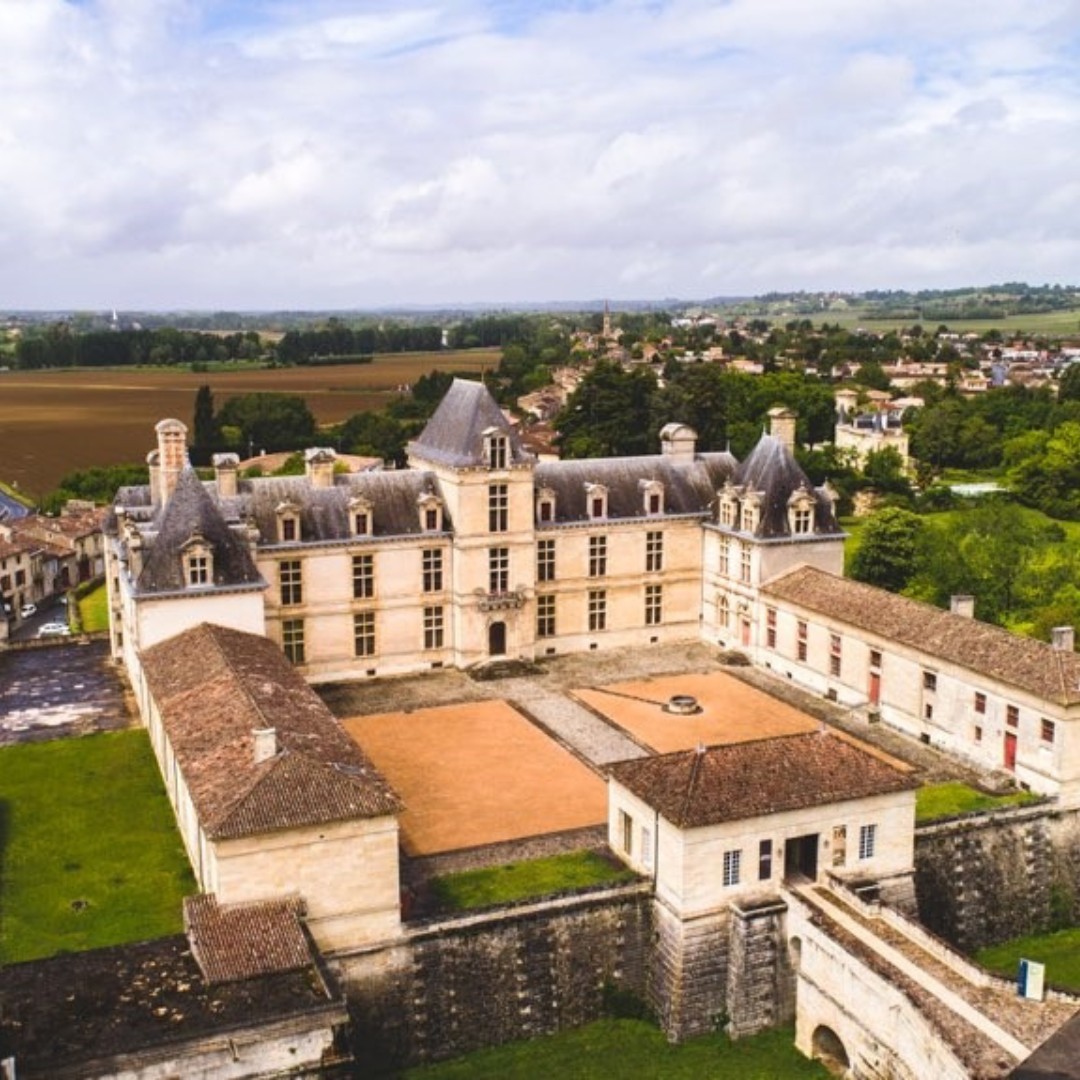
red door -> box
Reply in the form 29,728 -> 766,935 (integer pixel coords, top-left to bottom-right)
868,672 -> 881,706
1004,732 -> 1018,771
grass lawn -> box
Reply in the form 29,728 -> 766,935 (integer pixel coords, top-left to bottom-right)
405,1020 -> 830,1079
75,582 -> 110,633
0,730 -> 194,963
916,781 -> 1042,823
430,852 -> 638,912
976,927 -> 1080,992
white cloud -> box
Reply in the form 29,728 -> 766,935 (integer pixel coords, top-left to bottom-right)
0,0 -> 1076,306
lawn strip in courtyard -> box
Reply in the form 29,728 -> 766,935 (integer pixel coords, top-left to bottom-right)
0,730 -> 193,963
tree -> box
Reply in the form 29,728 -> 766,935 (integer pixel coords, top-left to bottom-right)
555,361 -> 658,458
849,507 -> 925,592
861,446 -> 911,496
1058,363 -> 1080,403
215,393 -> 317,454
191,385 -> 218,464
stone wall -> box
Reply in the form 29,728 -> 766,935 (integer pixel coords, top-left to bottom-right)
915,804 -> 1080,953
335,884 -> 654,1074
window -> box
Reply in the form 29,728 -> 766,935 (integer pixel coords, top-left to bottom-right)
589,535 -> 607,577
923,671 -> 937,693
722,849 -> 742,887
766,607 -> 777,649
832,825 -> 847,867
186,553 -> 209,586
648,491 -> 661,514
974,691 -> 987,714
646,530 -> 663,573
740,504 -> 756,532
353,511 -> 369,536
423,605 -> 444,650
797,620 -> 808,661
422,548 -> 443,593
858,824 -> 877,861
352,554 -> 374,599
718,592 -> 730,627
869,649 -> 882,669
486,433 -> 508,469
419,495 -> 443,533
588,589 -> 607,632
739,546 -> 752,583
488,483 -> 508,532
282,618 -> 305,664
974,725 -> 983,743
829,633 -> 841,677
792,506 -> 813,534
758,839 -> 772,881
719,498 -> 736,528
488,547 -> 509,594
619,809 -> 633,854
1042,718 -> 1056,744
425,507 -> 439,531
645,584 -> 662,626
537,594 -> 556,638
354,611 -> 375,657
537,495 -> 554,522
924,703 -> 934,720
537,538 -> 555,582
587,485 -> 607,519
281,517 -> 298,542
718,538 -> 730,576
279,560 -> 302,606
1007,704 -> 1019,728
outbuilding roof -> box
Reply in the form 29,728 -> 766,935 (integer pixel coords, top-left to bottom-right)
762,564 -> 1080,706
141,622 -> 402,839
608,730 -> 916,828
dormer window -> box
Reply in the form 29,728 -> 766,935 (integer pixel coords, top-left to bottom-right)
641,480 -> 664,516
181,531 -> 212,588
740,500 -> 758,534
275,501 -> 301,544
718,485 -> 738,528
349,496 -> 373,537
536,487 -> 556,524
419,493 -> 444,532
586,483 -> 608,520
484,428 -> 509,470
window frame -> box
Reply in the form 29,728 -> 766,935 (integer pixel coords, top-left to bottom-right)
352,553 -> 374,600
588,589 -> 607,632
279,559 -> 303,606
423,605 -> 445,650
422,548 -> 443,593
645,583 -> 662,627
537,538 -> 555,582
722,849 -> 742,887
282,618 -> 305,664
589,535 -> 608,578
537,593 -> 556,638
858,823 -> 877,861
353,610 -> 375,657
646,530 -> 663,573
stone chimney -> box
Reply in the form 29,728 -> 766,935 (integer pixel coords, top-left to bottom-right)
659,423 -> 697,464
253,727 -> 277,765
1052,626 -> 1075,652
950,595 -> 975,618
305,448 -> 337,489
213,453 -> 240,499
768,407 -> 797,452
154,419 -> 189,507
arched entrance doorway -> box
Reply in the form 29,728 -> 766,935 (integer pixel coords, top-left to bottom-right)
811,1025 -> 850,1077
488,621 -> 507,656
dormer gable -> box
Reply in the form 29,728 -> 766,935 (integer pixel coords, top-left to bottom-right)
739,491 -> 763,534
640,479 -> 664,516
787,484 -> 817,535
718,483 -> 739,528
483,427 -> 509,470
585,483 -> 608,520
536,486 -> 557,524
349,496 -> 373,538
418,492 -> 444,532
180,529 -> 213,587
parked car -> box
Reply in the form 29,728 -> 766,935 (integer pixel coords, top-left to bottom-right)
19,603 -> 37,618
37,622 -> 70,638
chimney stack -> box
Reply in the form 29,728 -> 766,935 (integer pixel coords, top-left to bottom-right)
660,423 -> 697,464
154,419 -> 189,506
253,727 -> 277,765
213,453 -> 240,498
1052,626 -> 1075,652
950,595 -> 975,618
767,407 -> 797,452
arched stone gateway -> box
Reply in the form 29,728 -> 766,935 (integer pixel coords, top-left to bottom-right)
811,1024 -> 851,1077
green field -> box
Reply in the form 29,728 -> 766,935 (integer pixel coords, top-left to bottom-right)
405,1021 -> 830,1079
916,782 -> 1041,823
75,581 -> 110,633
976,927 -> 1080,992
0,731 -> 193,963
430,851 -> 638,912
801,307 -> 1080,337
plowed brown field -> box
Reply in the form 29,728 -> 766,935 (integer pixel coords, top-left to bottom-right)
0,350 -> 497,498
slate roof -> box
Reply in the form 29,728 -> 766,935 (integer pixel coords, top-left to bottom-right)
407,377 -> 532,467
535,453 -> 736,524
730,433 -> 842,539
134,469 -> 263,594
141,623 -> 402,839
763,565 -> 1080,706
184,895 -> 313,985
608,730 -> 917,828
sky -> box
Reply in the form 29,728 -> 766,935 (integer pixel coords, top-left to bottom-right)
1,0 -> 1078,310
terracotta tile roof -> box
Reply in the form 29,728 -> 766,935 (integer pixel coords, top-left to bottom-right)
184,894 -> 313,985
763,565 -> 1080,706
608,731 -> 917,828
141,623 -> 402,838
